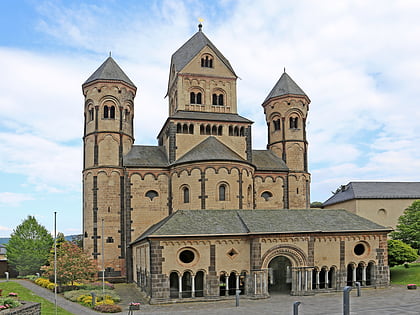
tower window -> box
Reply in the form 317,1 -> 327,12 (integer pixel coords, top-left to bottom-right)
103,105 -> 116,119
212,93 -> 225,106
106,237 -> 114,243
273,119 -> 281,131
289,117 -> 298,129
201,55 -> 213,68
88,108 -> 94,121
190,92 -> 203,104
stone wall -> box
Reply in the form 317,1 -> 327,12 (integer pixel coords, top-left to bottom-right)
4,301 -> 41,315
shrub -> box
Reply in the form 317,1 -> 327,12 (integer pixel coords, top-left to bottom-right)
0,297 -> 21,309
93,304 -> 122,313
96,299 -> 115,305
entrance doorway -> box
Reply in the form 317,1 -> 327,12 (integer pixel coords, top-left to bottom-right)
268,256 -> 292,293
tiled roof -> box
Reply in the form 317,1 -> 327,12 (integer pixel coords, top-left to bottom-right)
171,111 -> 252,123
123,146 -> 168,167
252,150 -> 288,171
263,72 -> 307,103
323,182 -> 420,206
171,29 -> 236,76
132,209 -> 390,242
174,137 -> 246,165
84,56 -> 135,87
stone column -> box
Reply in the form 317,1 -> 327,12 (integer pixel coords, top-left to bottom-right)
225,274 -> 229,296
316,270 -> 320,289
362,266 -> 367,286
178,275 -> 182,299
352,266 -> 356,286
191,274 -> 195,298
236,274 -> 240,292
325,269 -> 329,288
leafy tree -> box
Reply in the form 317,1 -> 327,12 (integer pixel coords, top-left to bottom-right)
42,241 -> 98,285
387,239 -> 418,267
391,200 -> 420,250
49,232 -> 66,255
310,201 -> 323,208
6,216 -> 54,276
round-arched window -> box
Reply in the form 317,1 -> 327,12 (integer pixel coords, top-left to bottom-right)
178,248 -> 198,265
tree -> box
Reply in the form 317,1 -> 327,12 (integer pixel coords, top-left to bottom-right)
310,201 -> 323,208
6,216 -> 54,276
42,241 -> 98,285
70,234 -> 83,248
387,239 -> 418,267
391,200 -> 420,251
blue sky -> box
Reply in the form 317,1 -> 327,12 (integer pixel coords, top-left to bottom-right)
1,0 -> 420,237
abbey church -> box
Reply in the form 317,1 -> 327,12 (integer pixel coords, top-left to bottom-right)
82,25 -> 390,303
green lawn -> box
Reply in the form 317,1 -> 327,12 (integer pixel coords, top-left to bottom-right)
0,281 -> 73,315
390,262 -> 420,285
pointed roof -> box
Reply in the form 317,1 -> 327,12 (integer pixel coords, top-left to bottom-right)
84,56 -> 135,87
174,136 -> 245,165
171,27 -> 237,76
263,72 -> 307,103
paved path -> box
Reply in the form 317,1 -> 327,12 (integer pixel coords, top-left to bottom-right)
4,280 -> 420,314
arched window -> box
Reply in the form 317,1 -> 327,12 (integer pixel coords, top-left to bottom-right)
125,109 -> 130,121
89,108 -> 94,121
110,106 -> 115,119
183,124 -> 188,134
234,126 -> 239,136
273,119 -> 281,131
145,190 -> 159,201
183,187 -> 190,203
218,126 -> 223,135
290,117 -> 298,129
212,125 -> 217,135
212,93 -> 225,106
176,123 -> 182,133
261,191 -> 273,201
229,126 -> 233,136
201,54 -> 213,68
240,127 -> 245,136
104,105 -> 109,118
205,125 -> 211,135
212,94 -> 218,105
219,183 -> 227,201
190,92 -> 196,104
196,92 -> 202,104
189,124 -> 194,134
200,125 -> 205,135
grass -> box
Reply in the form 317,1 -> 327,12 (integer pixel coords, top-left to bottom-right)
390,262 -> 420,285
0,281 -> 73,315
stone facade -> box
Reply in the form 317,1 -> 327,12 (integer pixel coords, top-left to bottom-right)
82,25 -> 390,303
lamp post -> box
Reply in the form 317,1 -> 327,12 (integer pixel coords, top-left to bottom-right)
102,218 -> 105,295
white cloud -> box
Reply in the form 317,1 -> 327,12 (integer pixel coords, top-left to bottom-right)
1,0 -> 420,207
0,192 -> 34,207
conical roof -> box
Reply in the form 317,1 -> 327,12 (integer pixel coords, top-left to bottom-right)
263,72 -> 307,103
171,27 -> 236,76
84,56 -> 135,87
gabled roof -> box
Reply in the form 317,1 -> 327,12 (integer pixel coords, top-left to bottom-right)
84,56 -> 135,87
263,72 -> 307,103
174,136 -> 246,165
323,182 -> 420,206
132,209 -> 390,243
123,145 -> 168,167
171,28 -> 236,76
252,150 -> 288,171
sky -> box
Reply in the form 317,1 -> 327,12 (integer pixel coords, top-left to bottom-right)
1,0 -> 420,237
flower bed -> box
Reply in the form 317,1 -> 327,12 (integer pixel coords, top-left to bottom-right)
407,284 -> 417,290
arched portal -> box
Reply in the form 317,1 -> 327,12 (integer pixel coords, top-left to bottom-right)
268,256 -> 292,293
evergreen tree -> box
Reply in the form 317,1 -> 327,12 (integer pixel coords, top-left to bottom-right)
391,200 -> 420,251
6,216 -> 54,276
